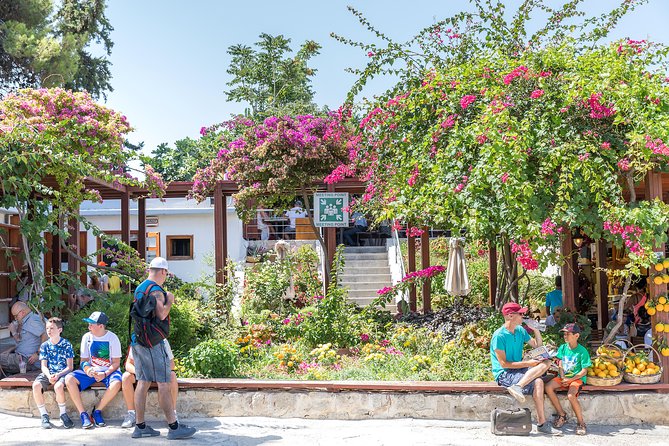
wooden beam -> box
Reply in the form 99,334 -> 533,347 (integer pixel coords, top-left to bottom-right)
138,198 -> 146,261
421,227 -> 431,314
645,171 -> 668,384
560,232 -> 578,311
214,184 -> 227,284
488,242 -> 497,307
121,192 -> 130,246
595,239 -> 609,329
407,232 -> 417,312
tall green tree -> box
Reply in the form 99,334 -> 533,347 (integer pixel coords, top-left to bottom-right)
0,0 -> 113,99
150,135 -> 220,182
225,33 -> 322,119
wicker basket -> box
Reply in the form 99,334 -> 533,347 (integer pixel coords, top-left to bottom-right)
586,354 -> 623,386
595,343 -> 626,368
587,374 -> 623,386
622,344 -> 663,384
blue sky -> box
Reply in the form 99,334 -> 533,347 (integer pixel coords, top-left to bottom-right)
101,0 -> 669,154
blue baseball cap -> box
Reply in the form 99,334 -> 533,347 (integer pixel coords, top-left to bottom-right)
83,311 -> 109,326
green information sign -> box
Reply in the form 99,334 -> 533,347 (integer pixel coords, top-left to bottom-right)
313,193 -> 349,227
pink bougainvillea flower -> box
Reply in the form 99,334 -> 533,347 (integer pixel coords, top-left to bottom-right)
541,218 -> 557,236
460,95 -> 476,109
530,89 -> 544,99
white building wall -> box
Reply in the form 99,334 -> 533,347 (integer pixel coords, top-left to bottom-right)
79,197 -> 246,282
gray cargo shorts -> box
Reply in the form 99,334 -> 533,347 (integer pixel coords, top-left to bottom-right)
132,342 -> 170,383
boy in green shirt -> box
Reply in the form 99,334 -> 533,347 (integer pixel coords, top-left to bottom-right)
544,323 -> 591,436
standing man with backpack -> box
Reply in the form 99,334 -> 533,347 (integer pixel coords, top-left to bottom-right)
130,257 -> 195,440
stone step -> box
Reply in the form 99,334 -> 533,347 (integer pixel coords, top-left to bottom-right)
343,253 -> 388,261
346,288 -> 389,298
343,260 -> 388,268
343,246 -> 386,254
348,298 -> 396,312
339,274 -> 392,284
342,266 -> 390,275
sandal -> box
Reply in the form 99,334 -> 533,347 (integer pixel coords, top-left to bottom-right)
552,413 -> 567,429
576,423 -> 587,435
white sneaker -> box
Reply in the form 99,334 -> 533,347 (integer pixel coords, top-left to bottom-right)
121,411 -> 136,428
507,384 -> 526,403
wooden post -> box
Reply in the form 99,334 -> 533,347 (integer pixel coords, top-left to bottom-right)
488,242 -> 497,307
560,232 -> 578,312
138,198 -> 146,261
325,184 -> 336,288
50,232 -> 60,282
67,215 -> 78,293
595,239 -> 609,329
214,184 -> 227,285
645,171 -> 668,384
421,227 -> 431,314
407,232 -> 417,312
121,192 -> 130,246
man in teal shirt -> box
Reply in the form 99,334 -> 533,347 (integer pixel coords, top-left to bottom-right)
490,302 -> 561,435
545,276 -> 563,316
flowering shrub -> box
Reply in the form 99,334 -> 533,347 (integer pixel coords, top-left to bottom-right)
308,343 -> 341,366
0,88 -> 166,314
330,1 -> 669,306
191,113 -> 354,222
273,344 -> 303,371
348,41 -> 669,280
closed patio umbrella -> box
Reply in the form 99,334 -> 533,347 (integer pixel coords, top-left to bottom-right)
445,237 -> 470,296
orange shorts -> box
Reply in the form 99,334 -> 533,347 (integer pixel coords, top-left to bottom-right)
552,377 -> 583,395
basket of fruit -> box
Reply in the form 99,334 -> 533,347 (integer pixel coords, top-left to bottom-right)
586,355 -> 622,386
595,343 -> 626,367
622,345 -> 663,384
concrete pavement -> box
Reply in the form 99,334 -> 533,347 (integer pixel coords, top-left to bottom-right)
1,412 -> 668,445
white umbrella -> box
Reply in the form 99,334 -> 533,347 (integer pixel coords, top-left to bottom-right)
445,237 -> 471,296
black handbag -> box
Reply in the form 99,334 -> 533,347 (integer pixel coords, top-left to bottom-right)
490,407 -> 532,436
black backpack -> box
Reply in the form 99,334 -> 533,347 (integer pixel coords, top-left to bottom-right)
129,282 -> 170,347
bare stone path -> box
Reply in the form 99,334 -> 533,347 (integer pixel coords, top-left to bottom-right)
1,412 -> 668,445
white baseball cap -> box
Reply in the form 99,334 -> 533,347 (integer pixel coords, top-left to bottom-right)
149,257 -> 169,270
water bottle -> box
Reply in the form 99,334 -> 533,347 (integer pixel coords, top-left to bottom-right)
19,356 -> 27,374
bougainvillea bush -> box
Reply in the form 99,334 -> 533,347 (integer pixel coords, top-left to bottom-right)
0,88 -> 165,313
331,0 -> 669,306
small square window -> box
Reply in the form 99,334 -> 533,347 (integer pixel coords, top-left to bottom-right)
166,236 -> 193,260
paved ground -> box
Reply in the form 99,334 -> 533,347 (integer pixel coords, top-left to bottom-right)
1,412 -> 668,445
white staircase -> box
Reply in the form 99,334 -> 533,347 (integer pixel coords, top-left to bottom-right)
339,246 -> 395,312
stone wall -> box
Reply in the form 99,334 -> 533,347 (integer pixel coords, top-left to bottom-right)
2,388 -> 669,425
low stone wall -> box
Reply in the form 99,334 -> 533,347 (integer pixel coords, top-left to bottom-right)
2,387 -> 668,425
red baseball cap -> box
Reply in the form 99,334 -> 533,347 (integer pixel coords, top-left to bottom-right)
501,302 -> 528,316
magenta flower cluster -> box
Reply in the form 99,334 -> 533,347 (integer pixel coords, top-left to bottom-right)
540,218 -> 557,236
587,93 -> 616,119
603,221 -> 643,254
401,265 -> 446,282
460,95 -> 477,109
510,240 -> 538,270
